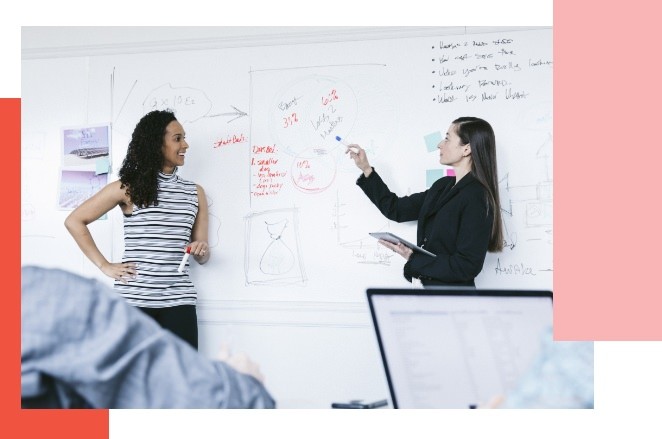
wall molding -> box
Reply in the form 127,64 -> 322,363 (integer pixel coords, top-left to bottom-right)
22,26 -> 547,60
197,299 -> 372,328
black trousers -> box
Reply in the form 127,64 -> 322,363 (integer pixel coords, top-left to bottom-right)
138,305 -> 198,350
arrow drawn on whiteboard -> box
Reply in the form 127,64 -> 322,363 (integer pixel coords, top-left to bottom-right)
207,106 -> 248,123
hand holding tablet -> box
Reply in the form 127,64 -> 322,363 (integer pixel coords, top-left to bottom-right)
369,232 -> 436,257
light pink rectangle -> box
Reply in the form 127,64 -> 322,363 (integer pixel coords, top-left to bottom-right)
555,1 -> 662,340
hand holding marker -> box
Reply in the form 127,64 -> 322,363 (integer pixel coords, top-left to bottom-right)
336,136 -> 359,153
177,246 -> 191,273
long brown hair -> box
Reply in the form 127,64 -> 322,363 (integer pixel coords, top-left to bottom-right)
453,117 -> 504,252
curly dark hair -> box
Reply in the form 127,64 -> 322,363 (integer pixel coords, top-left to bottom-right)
118,110 -> 177,207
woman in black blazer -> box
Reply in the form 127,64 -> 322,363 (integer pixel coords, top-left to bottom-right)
347,117 -> 504,287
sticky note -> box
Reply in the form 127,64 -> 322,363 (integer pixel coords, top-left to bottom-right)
95,156 -> 110,175
424,131 -> 442,152
426,169 -> 444,188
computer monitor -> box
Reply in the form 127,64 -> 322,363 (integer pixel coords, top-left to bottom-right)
367,288 -> 553,409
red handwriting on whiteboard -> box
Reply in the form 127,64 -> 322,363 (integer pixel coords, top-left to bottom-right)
213,133 -> 246,148
283,112 -> 298,128
251,144 -> 287,198
321,89 -> 339,106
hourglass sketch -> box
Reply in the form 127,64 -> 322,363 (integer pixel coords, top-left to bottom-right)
260,218 -> 295,274
245,208 -> 306,286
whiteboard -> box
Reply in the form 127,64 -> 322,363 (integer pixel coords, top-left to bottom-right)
21,27 -> 552,407
115,28 -> 549,301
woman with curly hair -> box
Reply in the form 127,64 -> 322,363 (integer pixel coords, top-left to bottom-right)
65,110 -> 209,349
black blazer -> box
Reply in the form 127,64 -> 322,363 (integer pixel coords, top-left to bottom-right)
357,169 -> 493,286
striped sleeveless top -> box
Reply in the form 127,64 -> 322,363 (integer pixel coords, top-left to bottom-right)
114,168 -> 199,307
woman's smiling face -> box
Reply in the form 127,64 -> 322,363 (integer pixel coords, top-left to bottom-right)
161,120 -> 188,172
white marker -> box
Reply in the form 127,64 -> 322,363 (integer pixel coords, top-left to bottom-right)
336,136 -> 359,153
177,246 -> 191,273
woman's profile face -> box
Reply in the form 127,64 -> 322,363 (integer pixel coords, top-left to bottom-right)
438,123 -> 467,166
161,120 -> 189,172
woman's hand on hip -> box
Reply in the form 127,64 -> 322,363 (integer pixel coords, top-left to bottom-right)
100,261 -> 137,284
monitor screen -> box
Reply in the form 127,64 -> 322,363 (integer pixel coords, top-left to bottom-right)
367,289 -> 553,409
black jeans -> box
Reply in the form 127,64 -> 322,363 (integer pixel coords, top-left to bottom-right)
138,305 -> 198,350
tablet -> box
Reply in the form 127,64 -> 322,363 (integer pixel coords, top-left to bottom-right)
369,232 -> 436,257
